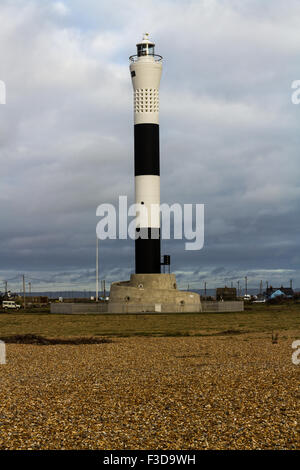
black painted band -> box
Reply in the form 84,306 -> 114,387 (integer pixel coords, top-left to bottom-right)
134,124 -> 160,176
135,230 -> 161,274
136,227 -> 160,240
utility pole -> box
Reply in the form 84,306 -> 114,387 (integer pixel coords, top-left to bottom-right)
29,282 -> 32,295
22,275 -> 26,310
204,281 -> 207,298
290,279 -> 293,290
103,280 -> 106,299
237,281 -> 240,297
260,280 -> 263,296
96,237 -> 99,302
4,281 -> 7,295
245,276 -> 248,296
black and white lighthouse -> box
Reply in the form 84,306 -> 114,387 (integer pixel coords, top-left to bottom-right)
129,34 -> 163,274
108,35 -> 201,313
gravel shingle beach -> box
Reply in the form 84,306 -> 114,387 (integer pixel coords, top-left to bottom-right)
0,333 -> 299,450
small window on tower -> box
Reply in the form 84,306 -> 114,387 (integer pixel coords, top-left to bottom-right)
148,45 -> 155,55
131,71 -> 136,77
137,44 -> 148,56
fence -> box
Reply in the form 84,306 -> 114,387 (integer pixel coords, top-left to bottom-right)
202,301 -> 244,312
50,301 -> 244,314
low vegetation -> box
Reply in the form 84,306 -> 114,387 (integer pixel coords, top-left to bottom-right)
0,302 -> 299,339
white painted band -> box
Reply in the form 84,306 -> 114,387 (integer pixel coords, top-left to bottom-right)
130,58 -> 162,125
135,175 -> 160,228
134,111 -> 159,125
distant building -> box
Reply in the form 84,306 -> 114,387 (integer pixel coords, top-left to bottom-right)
265,286 -> 294,299
216,287 -> 237,301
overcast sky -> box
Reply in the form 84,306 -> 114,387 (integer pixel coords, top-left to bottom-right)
0,0 -> 300,292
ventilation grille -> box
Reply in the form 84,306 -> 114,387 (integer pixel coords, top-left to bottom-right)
134,88 -> 159,113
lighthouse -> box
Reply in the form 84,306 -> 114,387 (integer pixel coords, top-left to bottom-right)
129,34 -> 163,274
108,35 -> 201,314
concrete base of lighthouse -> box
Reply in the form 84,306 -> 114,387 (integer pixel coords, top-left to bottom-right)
108,274 -> 202,314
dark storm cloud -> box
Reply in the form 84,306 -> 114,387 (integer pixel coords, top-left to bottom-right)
0,0 -> 299,291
